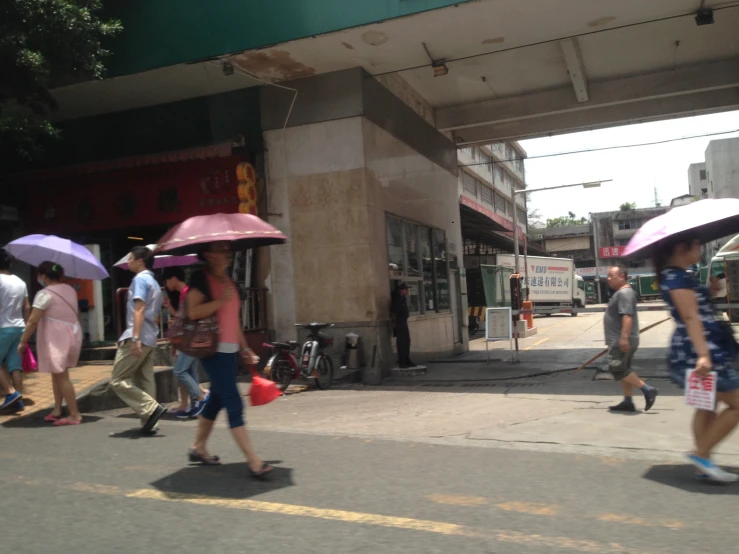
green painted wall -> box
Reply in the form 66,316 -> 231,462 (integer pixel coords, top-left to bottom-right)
102,0 -> 472,77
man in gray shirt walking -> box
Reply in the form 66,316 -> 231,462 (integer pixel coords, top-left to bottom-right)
604,265 -> 658,412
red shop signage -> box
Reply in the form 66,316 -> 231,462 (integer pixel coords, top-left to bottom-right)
599,246 -> 625,258
27,154 -> 247,234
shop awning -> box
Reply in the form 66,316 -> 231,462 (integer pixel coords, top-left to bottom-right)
460,201 -> 546,255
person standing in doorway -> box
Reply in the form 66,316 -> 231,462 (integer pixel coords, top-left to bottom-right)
604,265 -> 658,413
110,246 -> 167,434
0,249 -> 30,411
162,267 -> 209,419
392,283 -> 415,369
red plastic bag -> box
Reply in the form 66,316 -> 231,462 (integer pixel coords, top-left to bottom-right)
248,367 -> 281,406
22,347 -> 37,373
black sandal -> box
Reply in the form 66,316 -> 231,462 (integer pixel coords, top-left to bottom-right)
249,463 -> 273,480
188,448 -> 221,465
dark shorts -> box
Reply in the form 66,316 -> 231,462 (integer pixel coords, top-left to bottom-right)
608,344 -> 636,382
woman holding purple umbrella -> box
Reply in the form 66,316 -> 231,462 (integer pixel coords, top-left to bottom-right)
18,262 -> 83,425
656,237 -> 739,483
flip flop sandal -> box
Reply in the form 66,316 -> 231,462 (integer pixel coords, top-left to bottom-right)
249,463 -> 273,481
44,414 -> 61,422
187,449 -> 221,465
53,418 -> 82,426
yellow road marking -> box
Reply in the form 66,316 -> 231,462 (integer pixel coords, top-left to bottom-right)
129,489 -> 476,537
6,476 -> 650,552
524,338 -> 549,351
597,514 -> 685,530
427,493 -> 685,531
426,494 -> 488,506
496,501 -> 559,516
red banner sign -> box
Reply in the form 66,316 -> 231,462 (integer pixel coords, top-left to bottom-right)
599,246 -> 625,258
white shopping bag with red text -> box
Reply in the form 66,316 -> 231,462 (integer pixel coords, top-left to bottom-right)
685,370 -> 717,411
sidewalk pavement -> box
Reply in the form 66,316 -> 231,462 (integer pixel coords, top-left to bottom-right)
385,346 -> 671,384
0,364 -> 115,425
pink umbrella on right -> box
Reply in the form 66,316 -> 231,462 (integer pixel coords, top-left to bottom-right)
623,198 -> 739,259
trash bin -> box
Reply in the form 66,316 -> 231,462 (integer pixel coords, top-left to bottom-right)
345,332 -> 361,369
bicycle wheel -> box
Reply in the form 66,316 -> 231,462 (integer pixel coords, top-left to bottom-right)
272,360 -> 293,392
314,355 -> 334,390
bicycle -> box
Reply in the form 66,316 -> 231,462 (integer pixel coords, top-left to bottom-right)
263,322 -> 335,391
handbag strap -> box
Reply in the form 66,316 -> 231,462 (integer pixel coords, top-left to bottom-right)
44,287 -> 79,319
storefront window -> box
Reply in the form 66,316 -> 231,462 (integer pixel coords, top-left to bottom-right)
387,216 -> 405,276
405,221 -> 421,277
433,228 -> 450,310
421,229 -> 434,310
406,281 -> 421,314
386,214 -> 450,315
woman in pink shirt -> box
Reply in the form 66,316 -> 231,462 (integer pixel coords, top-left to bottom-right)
18,262 -> 83,425
185,241 -> 272,479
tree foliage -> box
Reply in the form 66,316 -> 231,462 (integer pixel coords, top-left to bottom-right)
619,202 -> 637,211
527,207 -> 544,229
545,211 -> 588,228
0,1 -> 121,162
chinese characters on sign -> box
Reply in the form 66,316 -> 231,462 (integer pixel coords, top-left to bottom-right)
523,276 -> 570,288
685,370 -> 717,411
599,246 -> 626,258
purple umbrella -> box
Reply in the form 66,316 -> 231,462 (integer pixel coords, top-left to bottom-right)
623,198 -> 739,259
4,234 -> 109,280
113,244 -> 199,271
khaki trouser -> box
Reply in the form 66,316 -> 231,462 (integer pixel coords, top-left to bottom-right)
110,340 -> 158,421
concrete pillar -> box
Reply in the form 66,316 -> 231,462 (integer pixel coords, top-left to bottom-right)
261,69 -> 462,384
84,244 -> 105,344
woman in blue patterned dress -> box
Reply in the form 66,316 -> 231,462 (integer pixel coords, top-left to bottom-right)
657,237 -> 739,483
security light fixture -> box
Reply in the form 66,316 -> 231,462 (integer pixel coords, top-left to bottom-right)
695,8 -> 714,26
432,60 -> 449,77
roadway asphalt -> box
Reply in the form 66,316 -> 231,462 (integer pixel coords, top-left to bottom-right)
3,410 -> 738,554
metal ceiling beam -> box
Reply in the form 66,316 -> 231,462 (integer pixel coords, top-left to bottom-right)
559,38 -> 589,103
452,86 -> 739,144
437,58 -> 739,132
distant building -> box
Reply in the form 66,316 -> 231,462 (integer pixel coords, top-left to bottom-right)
688,162 -> 708,198
589,207 -> 669,301
458,141 -> 545,269
687,137 -> 739,259
540,224 -> 594,268
670,194 -> 696,208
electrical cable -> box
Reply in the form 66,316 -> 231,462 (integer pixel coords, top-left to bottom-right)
457,127 -> 739,169
370,3 -> 739,78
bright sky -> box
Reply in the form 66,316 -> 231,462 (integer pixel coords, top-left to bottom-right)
519,110 -> 739,222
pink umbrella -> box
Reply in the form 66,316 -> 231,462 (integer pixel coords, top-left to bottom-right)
154,213 -> 287,255
623,198 -> 739,259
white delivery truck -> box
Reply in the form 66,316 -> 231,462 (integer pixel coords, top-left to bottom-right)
495,254 -> 586,315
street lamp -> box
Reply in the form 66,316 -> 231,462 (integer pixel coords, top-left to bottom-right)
512,180 -> 612,297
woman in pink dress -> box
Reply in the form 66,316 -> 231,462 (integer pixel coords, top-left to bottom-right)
17,261 -> 83,425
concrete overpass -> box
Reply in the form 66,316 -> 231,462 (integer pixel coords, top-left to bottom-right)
54,0 -> 739,143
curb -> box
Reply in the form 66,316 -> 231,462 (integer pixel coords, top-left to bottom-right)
77,365 -> 362,413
